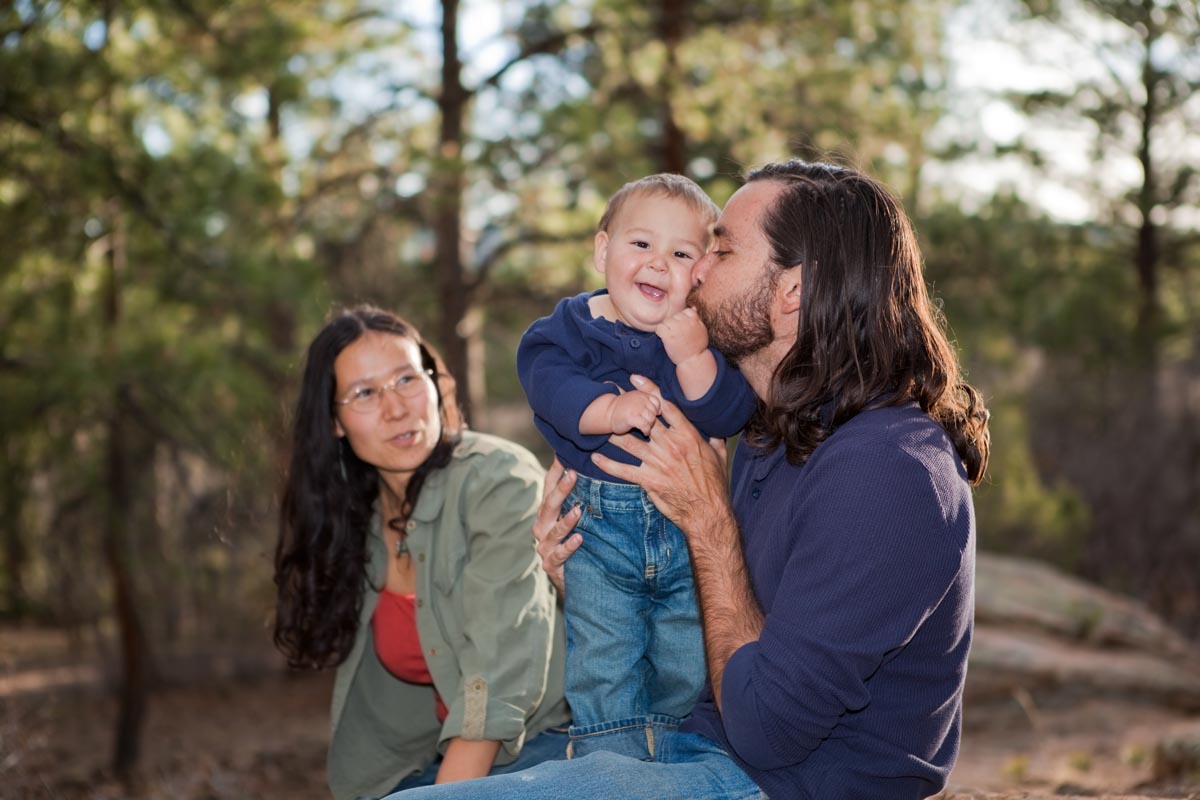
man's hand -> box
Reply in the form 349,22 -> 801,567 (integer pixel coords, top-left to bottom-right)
608,388 -> 661,437
532,458 -> 583,595
592,375 -> 730,531
592,375 -> 763,708
658,307 -> 709,366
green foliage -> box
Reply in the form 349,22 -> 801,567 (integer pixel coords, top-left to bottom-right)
996,0 -> 1200,357
970,388 -> 1091,566
920,182 -> 1200,626
921,193 -> 1141,363
920,193 -> 1152,568
0,0 -> 329,633
3,0 -> 1198,665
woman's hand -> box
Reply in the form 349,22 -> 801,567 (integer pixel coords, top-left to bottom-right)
435,738 -> 502,784
591,375 -> 731,533
532,458 -> 583,595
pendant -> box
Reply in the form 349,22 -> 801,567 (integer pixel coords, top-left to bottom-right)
395,535 -> 410,559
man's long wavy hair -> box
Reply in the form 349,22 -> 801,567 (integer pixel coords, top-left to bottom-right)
273,306 -> 464,670
744,161 -> 989,485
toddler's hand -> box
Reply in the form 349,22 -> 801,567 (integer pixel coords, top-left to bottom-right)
659,308 -> 709,365
609,390 -> 661,437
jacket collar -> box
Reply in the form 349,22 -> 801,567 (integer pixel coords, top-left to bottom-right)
410,456 -> 450,522
365,509 -> 388,591
365,465 -> 445,585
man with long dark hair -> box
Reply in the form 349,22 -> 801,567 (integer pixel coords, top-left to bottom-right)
391,160 -> 990,800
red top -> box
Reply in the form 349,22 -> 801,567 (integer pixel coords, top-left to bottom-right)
372,590 -> 448,723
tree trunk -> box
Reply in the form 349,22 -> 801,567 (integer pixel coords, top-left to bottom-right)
97,4 -> 151,776
462,306 -> 488,430
104,390 -> 149,777
0,444 -> 28,616
103,200 -> 150,779
435,0 -> 472,416
657,0 -> 689,174
1134,23 -> 1160,365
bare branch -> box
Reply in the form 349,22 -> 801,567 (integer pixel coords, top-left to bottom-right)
473,23 -> 601,94
335,8 -> 397,28
1092,41 -> 1136,108
166,0 -> 226,47
467,229 -> 590,296
286,165 -> 396,230
382,81 -> 437,104
0,17 -> 39,41
123,383 -> 228,466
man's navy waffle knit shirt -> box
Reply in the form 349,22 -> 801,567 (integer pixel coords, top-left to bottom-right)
683,403 -> 976,800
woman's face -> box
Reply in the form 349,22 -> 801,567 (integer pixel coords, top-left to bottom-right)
333,331 -> 441,492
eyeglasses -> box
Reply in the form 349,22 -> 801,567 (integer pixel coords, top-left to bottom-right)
335,369 -> 434,414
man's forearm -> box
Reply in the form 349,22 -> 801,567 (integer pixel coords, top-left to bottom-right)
687,506 -> 764,709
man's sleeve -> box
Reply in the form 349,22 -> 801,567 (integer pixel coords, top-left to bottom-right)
717,443 -> 971,770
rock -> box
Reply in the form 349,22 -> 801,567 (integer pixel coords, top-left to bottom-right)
968,554 -> 1200,709
967,627 -> 1200,709
976,554 -> 1196,660
936,790 -> 1194,799
936,791 -> 1200,796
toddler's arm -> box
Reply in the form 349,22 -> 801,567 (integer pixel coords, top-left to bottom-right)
519,300 -> 646,448
580,390 -> 661,437
659,307 -> 717,401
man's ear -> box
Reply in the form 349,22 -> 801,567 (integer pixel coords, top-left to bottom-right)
592,231 -> 609,276
778,266 -> 802,314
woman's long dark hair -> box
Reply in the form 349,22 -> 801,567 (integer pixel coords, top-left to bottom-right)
273,306 -> 464,669
744,161 -> 990,485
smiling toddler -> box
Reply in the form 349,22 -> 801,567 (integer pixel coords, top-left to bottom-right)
517,174 -> 756,761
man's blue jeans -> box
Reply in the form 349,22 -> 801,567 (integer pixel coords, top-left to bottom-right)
384,729 -> 765,799
560,474 -> 705,760
379,727 -> 569,795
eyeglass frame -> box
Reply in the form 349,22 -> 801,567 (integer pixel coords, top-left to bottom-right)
334,367 -> 437,414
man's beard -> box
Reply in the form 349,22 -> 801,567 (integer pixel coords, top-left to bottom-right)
688,268 -> 777,365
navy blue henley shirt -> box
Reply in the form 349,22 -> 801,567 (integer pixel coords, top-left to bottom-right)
682,403 -> 976,799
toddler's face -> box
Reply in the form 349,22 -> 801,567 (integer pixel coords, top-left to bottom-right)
593,192 -> 711,332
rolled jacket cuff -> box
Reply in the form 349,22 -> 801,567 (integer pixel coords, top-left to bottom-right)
439,676 -> 528,755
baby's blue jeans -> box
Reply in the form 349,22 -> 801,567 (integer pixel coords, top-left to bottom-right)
559,474 -> 705,761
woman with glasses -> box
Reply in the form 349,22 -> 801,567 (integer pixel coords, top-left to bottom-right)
273,305 -> 569,800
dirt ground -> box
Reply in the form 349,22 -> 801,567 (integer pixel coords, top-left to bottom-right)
3,628 -> 1199,800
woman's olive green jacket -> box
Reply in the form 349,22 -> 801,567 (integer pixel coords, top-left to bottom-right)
327,431 -> 569,800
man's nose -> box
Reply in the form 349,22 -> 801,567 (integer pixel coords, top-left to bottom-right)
692,252 -> 713,286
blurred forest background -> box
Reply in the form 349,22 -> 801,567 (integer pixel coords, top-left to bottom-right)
1,0 -> 1199,794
